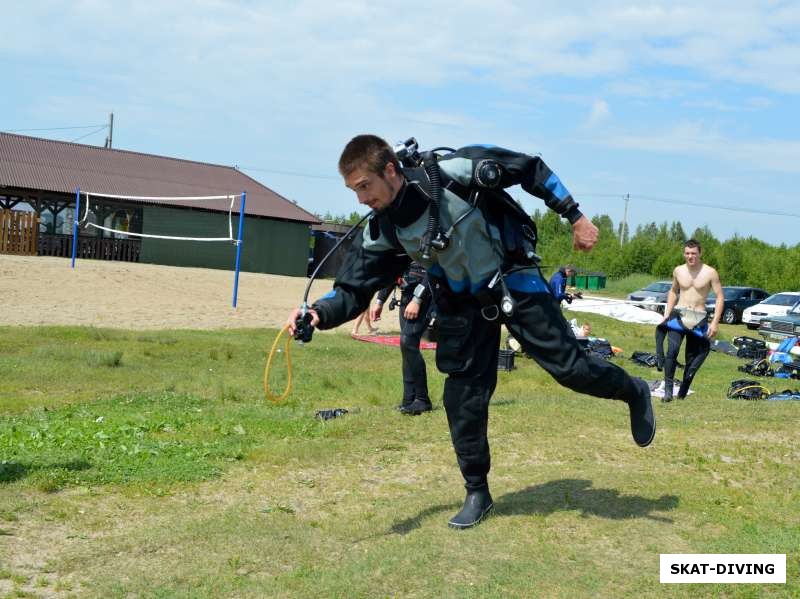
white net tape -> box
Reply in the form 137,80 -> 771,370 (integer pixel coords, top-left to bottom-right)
78,192 -> 240,242
81,223 -> 234,242
82,193 -> 238,201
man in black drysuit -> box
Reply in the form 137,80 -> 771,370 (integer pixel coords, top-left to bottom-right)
372,261 -> 433,415
287,135 -> 655,529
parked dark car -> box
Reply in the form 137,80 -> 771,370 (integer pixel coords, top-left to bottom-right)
758,303 -> 800,341
627,281 -> 671,314
706,286 -> 770,325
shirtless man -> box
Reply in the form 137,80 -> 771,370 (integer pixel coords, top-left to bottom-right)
655,239 -> 724,402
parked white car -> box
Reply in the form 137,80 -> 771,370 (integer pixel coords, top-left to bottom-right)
742,291 -> 800,329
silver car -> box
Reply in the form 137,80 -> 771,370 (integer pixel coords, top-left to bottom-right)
627,281 -> 672,314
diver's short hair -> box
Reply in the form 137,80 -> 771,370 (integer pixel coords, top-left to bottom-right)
338,135 -> 400,178
684,239 -> 702,252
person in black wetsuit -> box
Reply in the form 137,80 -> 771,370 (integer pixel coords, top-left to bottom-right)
655,239 -> 724,402
372,261 -> 433,415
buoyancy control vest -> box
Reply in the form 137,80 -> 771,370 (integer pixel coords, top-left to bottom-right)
365,149 -> 545,296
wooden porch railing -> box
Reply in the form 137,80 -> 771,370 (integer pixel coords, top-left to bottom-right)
37,234 -> 141,262
0,209 -> 40,255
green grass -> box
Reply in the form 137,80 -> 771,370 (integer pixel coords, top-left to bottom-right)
0,390 -> 322,491
1,323 -> 798,598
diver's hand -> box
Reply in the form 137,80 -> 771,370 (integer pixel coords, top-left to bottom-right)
286,308 -> 319,336
404,301 -> 420,320
370,303 -> 383,322
572,216 -> 599,252
706,322 -> 719,339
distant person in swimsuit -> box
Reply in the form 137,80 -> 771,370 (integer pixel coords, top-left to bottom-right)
655,239 -> 724,402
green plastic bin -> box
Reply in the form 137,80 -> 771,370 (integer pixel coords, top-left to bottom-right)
574,274 -> 588,289
586,273 -> 607,290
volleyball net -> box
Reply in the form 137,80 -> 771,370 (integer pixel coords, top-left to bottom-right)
70,188 -> 247,307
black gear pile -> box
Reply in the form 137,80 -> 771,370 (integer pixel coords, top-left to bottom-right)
726,379 -> 770,401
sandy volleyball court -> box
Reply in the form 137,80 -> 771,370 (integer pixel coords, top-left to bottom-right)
0,255 -> 400,332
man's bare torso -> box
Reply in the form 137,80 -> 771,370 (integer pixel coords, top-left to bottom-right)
674,264 -> 716,311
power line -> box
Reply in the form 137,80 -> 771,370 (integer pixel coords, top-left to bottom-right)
635,194 -> 800,218
2,124 -> 107,133
237,165 -> 339,180
577,192 -> 800,219
69,126 -> 109,143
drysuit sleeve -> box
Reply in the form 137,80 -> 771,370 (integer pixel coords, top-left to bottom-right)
440,146 -> 583,224
311,230 -> 410,329
375,284 -> 395,305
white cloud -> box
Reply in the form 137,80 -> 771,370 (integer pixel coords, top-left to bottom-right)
607,79 -> 707,101
586,99 -> 611,127
590,121 -> 800,174
4,1 -> 800,95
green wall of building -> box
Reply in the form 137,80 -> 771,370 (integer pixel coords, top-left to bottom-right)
139,206 -> 310,276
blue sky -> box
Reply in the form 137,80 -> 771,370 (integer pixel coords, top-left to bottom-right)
2,1 -> 799,244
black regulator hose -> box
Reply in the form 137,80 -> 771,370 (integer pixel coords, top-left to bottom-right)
420,151 -> 448,260
294,210 -> 374,341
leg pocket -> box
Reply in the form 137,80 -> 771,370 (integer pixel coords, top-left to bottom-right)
436,312 -> 475,374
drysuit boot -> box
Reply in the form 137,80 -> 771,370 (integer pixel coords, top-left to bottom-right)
397,397 -> 415,412
624,377 -> 656,447
676,376 -> 693,400
402,397 -> 432,415
448,486 -> 493,529
661,381 -> 673,403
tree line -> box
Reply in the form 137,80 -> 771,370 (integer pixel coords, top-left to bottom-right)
317,209 -> 800,293
532,209 -> 800,293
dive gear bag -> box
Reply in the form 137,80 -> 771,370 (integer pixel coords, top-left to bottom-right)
726,379 -> 770,400
738,358 -> 773,377
630,351 -> 659,368
585,338 -> 613,360
732,336 -> 768,360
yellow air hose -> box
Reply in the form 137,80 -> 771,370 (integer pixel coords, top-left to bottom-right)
730,384 -> 770,400
264,325 -> 293,403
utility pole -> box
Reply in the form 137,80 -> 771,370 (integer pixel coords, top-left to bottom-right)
619,193 -> 629,245
104,112 -> 114,148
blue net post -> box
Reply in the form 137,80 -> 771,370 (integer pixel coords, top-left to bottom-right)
232,191 -> 246,308
71,188 -> 80,269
